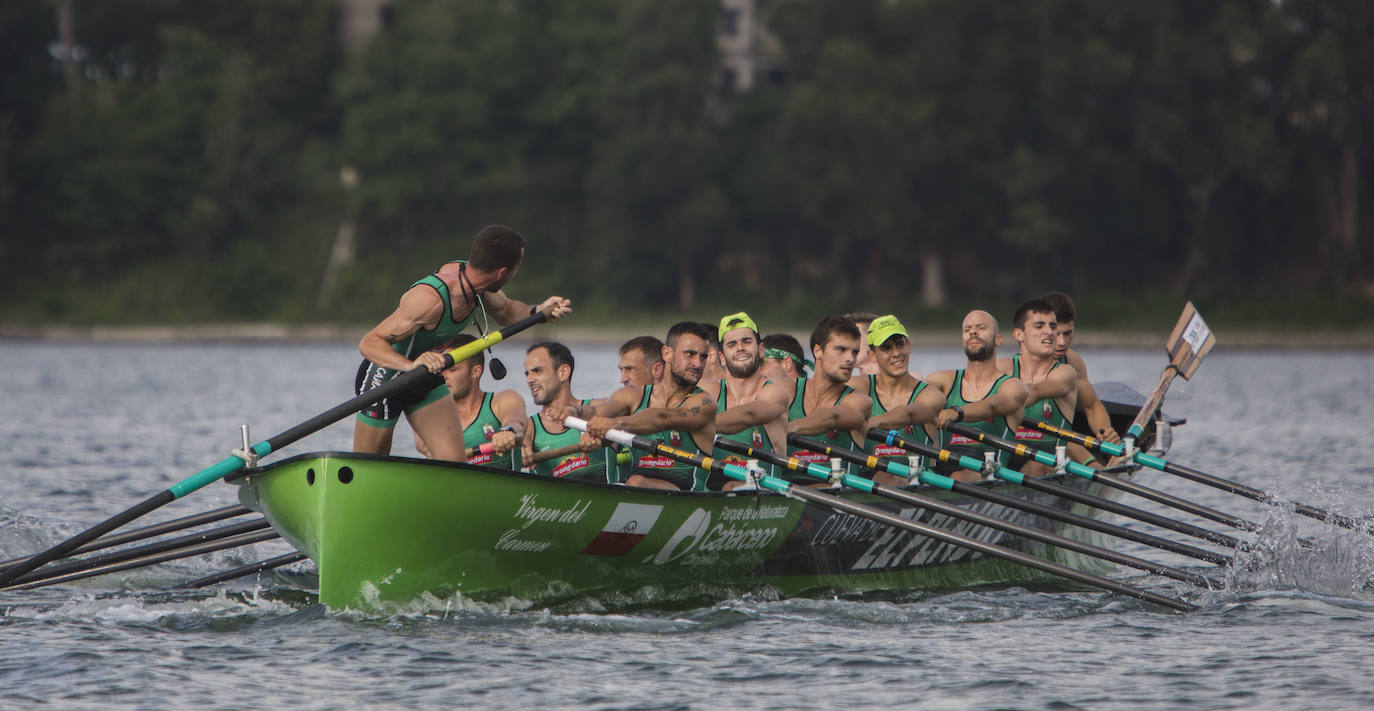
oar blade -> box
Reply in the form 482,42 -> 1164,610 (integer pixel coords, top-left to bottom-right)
1166,301 -> 1215,380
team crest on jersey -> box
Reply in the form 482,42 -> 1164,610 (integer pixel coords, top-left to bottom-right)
667,431 -> 681,447
751,430 -> 763,448
483,423 -> 496,440
827,429 -> 838,439
1041,402 -> 1052,419
904,424 -> 914,435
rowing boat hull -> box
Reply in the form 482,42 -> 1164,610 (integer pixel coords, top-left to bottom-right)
233,453 -> 1127,609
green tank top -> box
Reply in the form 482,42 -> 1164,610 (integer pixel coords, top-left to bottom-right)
461,392 -> 520,471
865,374 -> 932,463
786,377 -> 859,478
529,400 -> 614,482
1010,354 -> 1070,454
942,369 -> 1015,468
391,262 -> 475,358
627,384 -> 710,491
710,379 -> 777,476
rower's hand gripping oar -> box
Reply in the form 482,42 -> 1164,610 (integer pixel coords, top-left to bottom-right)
1123,301 -> 1215,453
716,435 -> 1220,588
0,311 -> 550,587
566,417 -> 1197,613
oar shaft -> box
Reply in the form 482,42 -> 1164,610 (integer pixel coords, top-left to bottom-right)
7,531 -> 280,592
569,418 -> 1196,612
529,443 -> 586,464
183,551 -> 309,589
717,437 -> 1218,588
0,505 -> 251,574
0,312 -> 551,588
864,430 -> 1234,563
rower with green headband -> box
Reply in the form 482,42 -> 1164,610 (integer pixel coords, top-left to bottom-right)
761,333 -> 812,380
785,315 -> 872,483
851,315 -> 934,487
704,311 -> 793,489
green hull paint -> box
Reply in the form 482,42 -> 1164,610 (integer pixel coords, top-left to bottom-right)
233,452 -> 1130,609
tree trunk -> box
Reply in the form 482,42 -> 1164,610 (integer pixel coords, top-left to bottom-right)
56,0 -> 77,89
1334,142 -> 1359,287
921,251 -> 946,308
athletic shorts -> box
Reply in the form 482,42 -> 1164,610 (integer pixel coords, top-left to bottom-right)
354,359 -> 448,428
626,467 -> 710,492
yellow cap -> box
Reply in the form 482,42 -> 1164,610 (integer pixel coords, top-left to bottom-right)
718,311 -> 759,341
867,314 -> 908,347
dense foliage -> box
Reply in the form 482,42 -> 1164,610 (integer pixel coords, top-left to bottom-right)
1,0 -> 1370,327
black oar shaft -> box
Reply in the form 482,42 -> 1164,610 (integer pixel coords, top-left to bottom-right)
8,531 -> 280,592
573,419 -> 1196,612
716,438 -> 1218,588
183,552 -> 309,589
0,505 -> 252,574
0,312 -> 551,588
797,435 -> 1230,566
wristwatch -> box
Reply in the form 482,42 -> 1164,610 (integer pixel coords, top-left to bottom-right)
951,406 -> 965,422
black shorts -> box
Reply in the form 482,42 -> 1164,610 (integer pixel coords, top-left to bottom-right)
354,359 -> 447,428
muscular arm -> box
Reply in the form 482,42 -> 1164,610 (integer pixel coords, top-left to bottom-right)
1024,363 -> 1078,405
716,381 -> 790,435
936,379 -> 1027,429
358,287 -> 444,372
788,391 -> 872,435
490,391 -> 528,454
483,289 -> 573,326
1067,348 -> 1120,443
592,391 -> 717,437
869,386 -> 944,431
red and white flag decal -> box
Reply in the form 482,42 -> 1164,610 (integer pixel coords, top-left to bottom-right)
580,503 -> 664,557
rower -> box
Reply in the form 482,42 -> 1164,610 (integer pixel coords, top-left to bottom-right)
617,335 -> 664,388
352,225 -> 571,462
702,312 -> 792,490
699,321 -> 728,384
1041,291 -> 1122,465
760,333 -> 809,381
414,334 -> 527,470
577,321 -> 718,491
845,311 -> 880,375
852,315 -> 933,486
918,309 -> 1028,482
996,299 -> 1079,477
522,341 -> 618,482
786,316 -> 872,483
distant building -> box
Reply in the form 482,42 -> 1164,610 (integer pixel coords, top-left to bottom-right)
716,0 -> 785,92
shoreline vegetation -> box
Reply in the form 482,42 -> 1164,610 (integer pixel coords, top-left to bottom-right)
4,322 -> 1373,350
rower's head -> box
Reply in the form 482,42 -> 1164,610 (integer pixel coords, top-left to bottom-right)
845,311 -> 878,369
525,341 -> 574,406
809,315 -> 861,384
718,312 -> 763,379
664,321 -> 713,388
960,309 -> 1001,363
1012,299 -> 1058,359
437,334 -> 484,400
469,225 -> 526,290
618,336 -> 664,387
1040,291 -> 1076,358
866,314 -> 910,376
761,333 -> 807,379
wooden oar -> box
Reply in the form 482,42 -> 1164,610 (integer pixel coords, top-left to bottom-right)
567,417 -> 1197,613
0,505 -> 251,575
945,423 -> 1263,533
183,552 -> 309,589
800,434 -> 1229,565
865,429 -> 1244,553
1124,301 -> 1215,446
0,518 -> 274,590
528,443 -> 585,465
1035,420 -> 1373,533
716,437 -> 1220,588
0,311 -> 549,587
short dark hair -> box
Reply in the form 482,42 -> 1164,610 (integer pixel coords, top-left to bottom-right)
666,321 -> 713,349
1040,291 -> 1076,324
844,311 -> 878,327
527,340 -> 574,375
619,335 -> 664,365
439,333 -> 484,369
809,315 -> 860,352
762,333 -> 804,361
1012,299 -> 1057,330
697,322 -> 721,350
469,225 -> 526,272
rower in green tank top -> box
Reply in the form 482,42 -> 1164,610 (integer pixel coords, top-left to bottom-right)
705,312 -> 794,489
850,315 -> 934,487
352,225 -> 572,462
577,322 -> 718,491
521,341 -> 618,483
414,334 -> 527,467
998,299 -> 1081,476
924,309 -> 1029,482
784,316 -> 872,484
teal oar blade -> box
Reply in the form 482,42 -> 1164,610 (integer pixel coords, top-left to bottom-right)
945,422 -> 1262,534
864,428 -> 1236,563
567,417 -> 1197,613
0,312 -> 548,588
717,436 -> 1219,589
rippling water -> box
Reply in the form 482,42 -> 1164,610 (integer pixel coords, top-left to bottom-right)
2,339 -> 1373,709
